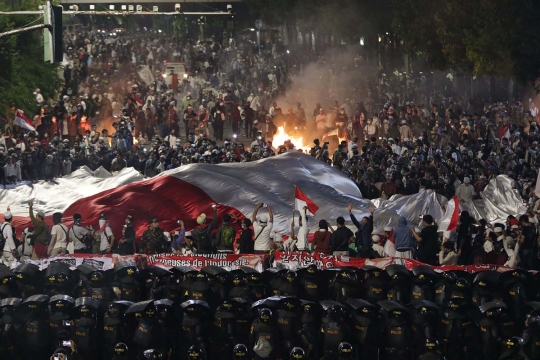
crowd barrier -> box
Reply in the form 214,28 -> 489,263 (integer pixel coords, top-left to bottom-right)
8,251 -> 524,274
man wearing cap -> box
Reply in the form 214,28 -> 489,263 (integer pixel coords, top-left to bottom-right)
252,203 -> 274,254
192,205 -> 219,254
98,214 -> 115,254
456,177 -> 474,204
1,207 -> 18,265
142,217 -> 167,254
28,200 -> 49,259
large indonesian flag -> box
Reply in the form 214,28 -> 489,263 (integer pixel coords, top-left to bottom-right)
0,153 -> 372,239
14,109 -> 35,131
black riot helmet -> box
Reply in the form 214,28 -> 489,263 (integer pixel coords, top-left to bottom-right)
143,349 -> 163,359
285,271 -> 297,284
115,342 -> 128,355
187,345 -> 203,359
526,310 -> 540,329
425,338 -> 439,352
338,342 -> 354,357
232,344 -> 248,360
290,347 -> 305,359
259,308 -> 272,323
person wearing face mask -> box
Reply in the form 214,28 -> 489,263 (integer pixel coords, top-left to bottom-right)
364,117 -> 377,139
69,213 -> 91,254
98,213 -> 115,254
1,207 -> 18,266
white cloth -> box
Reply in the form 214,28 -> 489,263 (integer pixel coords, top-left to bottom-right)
51,224 -> 69,250
373,243 -> 386,257
253,222 -> 273,251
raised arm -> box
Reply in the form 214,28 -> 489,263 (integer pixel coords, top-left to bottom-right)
252,203 -> 263,223
268,204 -> 274,223
348,204 -> 361,230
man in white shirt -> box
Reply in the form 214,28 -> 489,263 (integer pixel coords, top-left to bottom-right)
1,208 -> 17,266
531,102 -> 539,117
456,177 -> 474,204
98,214 -> 115,254
49,212 -> 69,256
252,203 -> 274,253
289,207 -> 308,251
70,213 -> 90,253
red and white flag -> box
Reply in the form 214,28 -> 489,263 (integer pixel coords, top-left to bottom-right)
438,196 -> 460,231
383,229 -> 396,257
295,186 -> 319,216
14,109 -> 35,131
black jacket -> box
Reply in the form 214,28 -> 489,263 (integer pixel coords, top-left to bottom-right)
329,227 -> 354,253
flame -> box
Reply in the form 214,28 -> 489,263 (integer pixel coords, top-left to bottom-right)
81,116 -> 87,122
133,138 -> 139,145
272,126 -> 310,152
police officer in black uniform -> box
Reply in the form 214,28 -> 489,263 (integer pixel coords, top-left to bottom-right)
250,308 -> 279,360
104,300 -> 137,359
385,265 -> 411,305
180,300 -> 211,359
187,272 -> 212,303
337,342 -> 355,360
18,294 -> 50,360
112,261 -> 140,302
279,271 -> 303,298
129,300 -> 161,359
360,266 -> 387,304
211,299 -> 241,360
378,300 -> 412,360
410,266 -> 438,302
201,266 -> 230,309
346,299 -> 379,359
13,263 -> 41,299
76,264 -> 113,310
320,302 -> 351,359
0,266 -> 20,299
499,337 -> 530,360
409,300 -> 440,358
438,297 -> 479,360
298,301 -> 321,359
290,347 -> 306,359
297,265 -> 321,302
522,310 -> 540,359
0,297 -> 21,360
154,299 -> 175,357
276,297 -> 301,358
48,294 -> 75,352
44,262 -> 73,297
72,297 -> 100,360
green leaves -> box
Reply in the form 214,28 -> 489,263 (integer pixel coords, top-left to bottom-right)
0,0 -> 61,117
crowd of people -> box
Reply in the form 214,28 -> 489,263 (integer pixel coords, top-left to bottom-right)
2,21 -> 540,360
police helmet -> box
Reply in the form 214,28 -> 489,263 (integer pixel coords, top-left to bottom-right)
285,271 -> 297,284
289,347 -> 305,359
187,345 -> 203,359
338,342 -> 354,357
143,349 -> 163,359
233,344 -> 248,360
259,308 -> 272,323
425,338 -> 439,351
115,342 -> 128,355
526,311 -> 540,328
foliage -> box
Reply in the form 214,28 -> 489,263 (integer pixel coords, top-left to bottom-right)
0,0 -> 62,121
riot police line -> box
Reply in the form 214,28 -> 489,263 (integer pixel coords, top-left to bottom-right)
0,259 -> 539,360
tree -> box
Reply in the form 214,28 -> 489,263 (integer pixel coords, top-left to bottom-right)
0,0 -> 62,123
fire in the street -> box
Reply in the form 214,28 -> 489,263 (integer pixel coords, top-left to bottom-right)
273,126 -> 310,152
133,138 -> 139,145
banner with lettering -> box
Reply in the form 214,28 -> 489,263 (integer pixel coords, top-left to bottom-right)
141,253 -> 267,272
273,252 -> 519,274
9,254 -> 116,271
10,253 -> 267,272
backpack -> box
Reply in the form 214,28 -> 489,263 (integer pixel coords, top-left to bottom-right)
0,224 -> 7,251
220,224 -> 235,249
193,227 -> 211,252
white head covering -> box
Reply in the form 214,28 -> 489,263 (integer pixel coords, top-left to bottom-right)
371,235 -> 380,243
4,211 -> 12,220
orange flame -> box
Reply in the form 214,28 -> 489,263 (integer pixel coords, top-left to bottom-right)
272,126 -> 310,152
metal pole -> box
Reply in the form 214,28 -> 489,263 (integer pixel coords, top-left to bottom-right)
0,23 -> 48,38
0,10 -> 232,15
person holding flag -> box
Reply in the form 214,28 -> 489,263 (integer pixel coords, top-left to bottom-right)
292,187 -> 319,252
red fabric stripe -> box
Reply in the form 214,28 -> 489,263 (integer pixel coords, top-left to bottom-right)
447,196 -> 460,231
295,187 -> 319,214
8,176 -> 245,240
